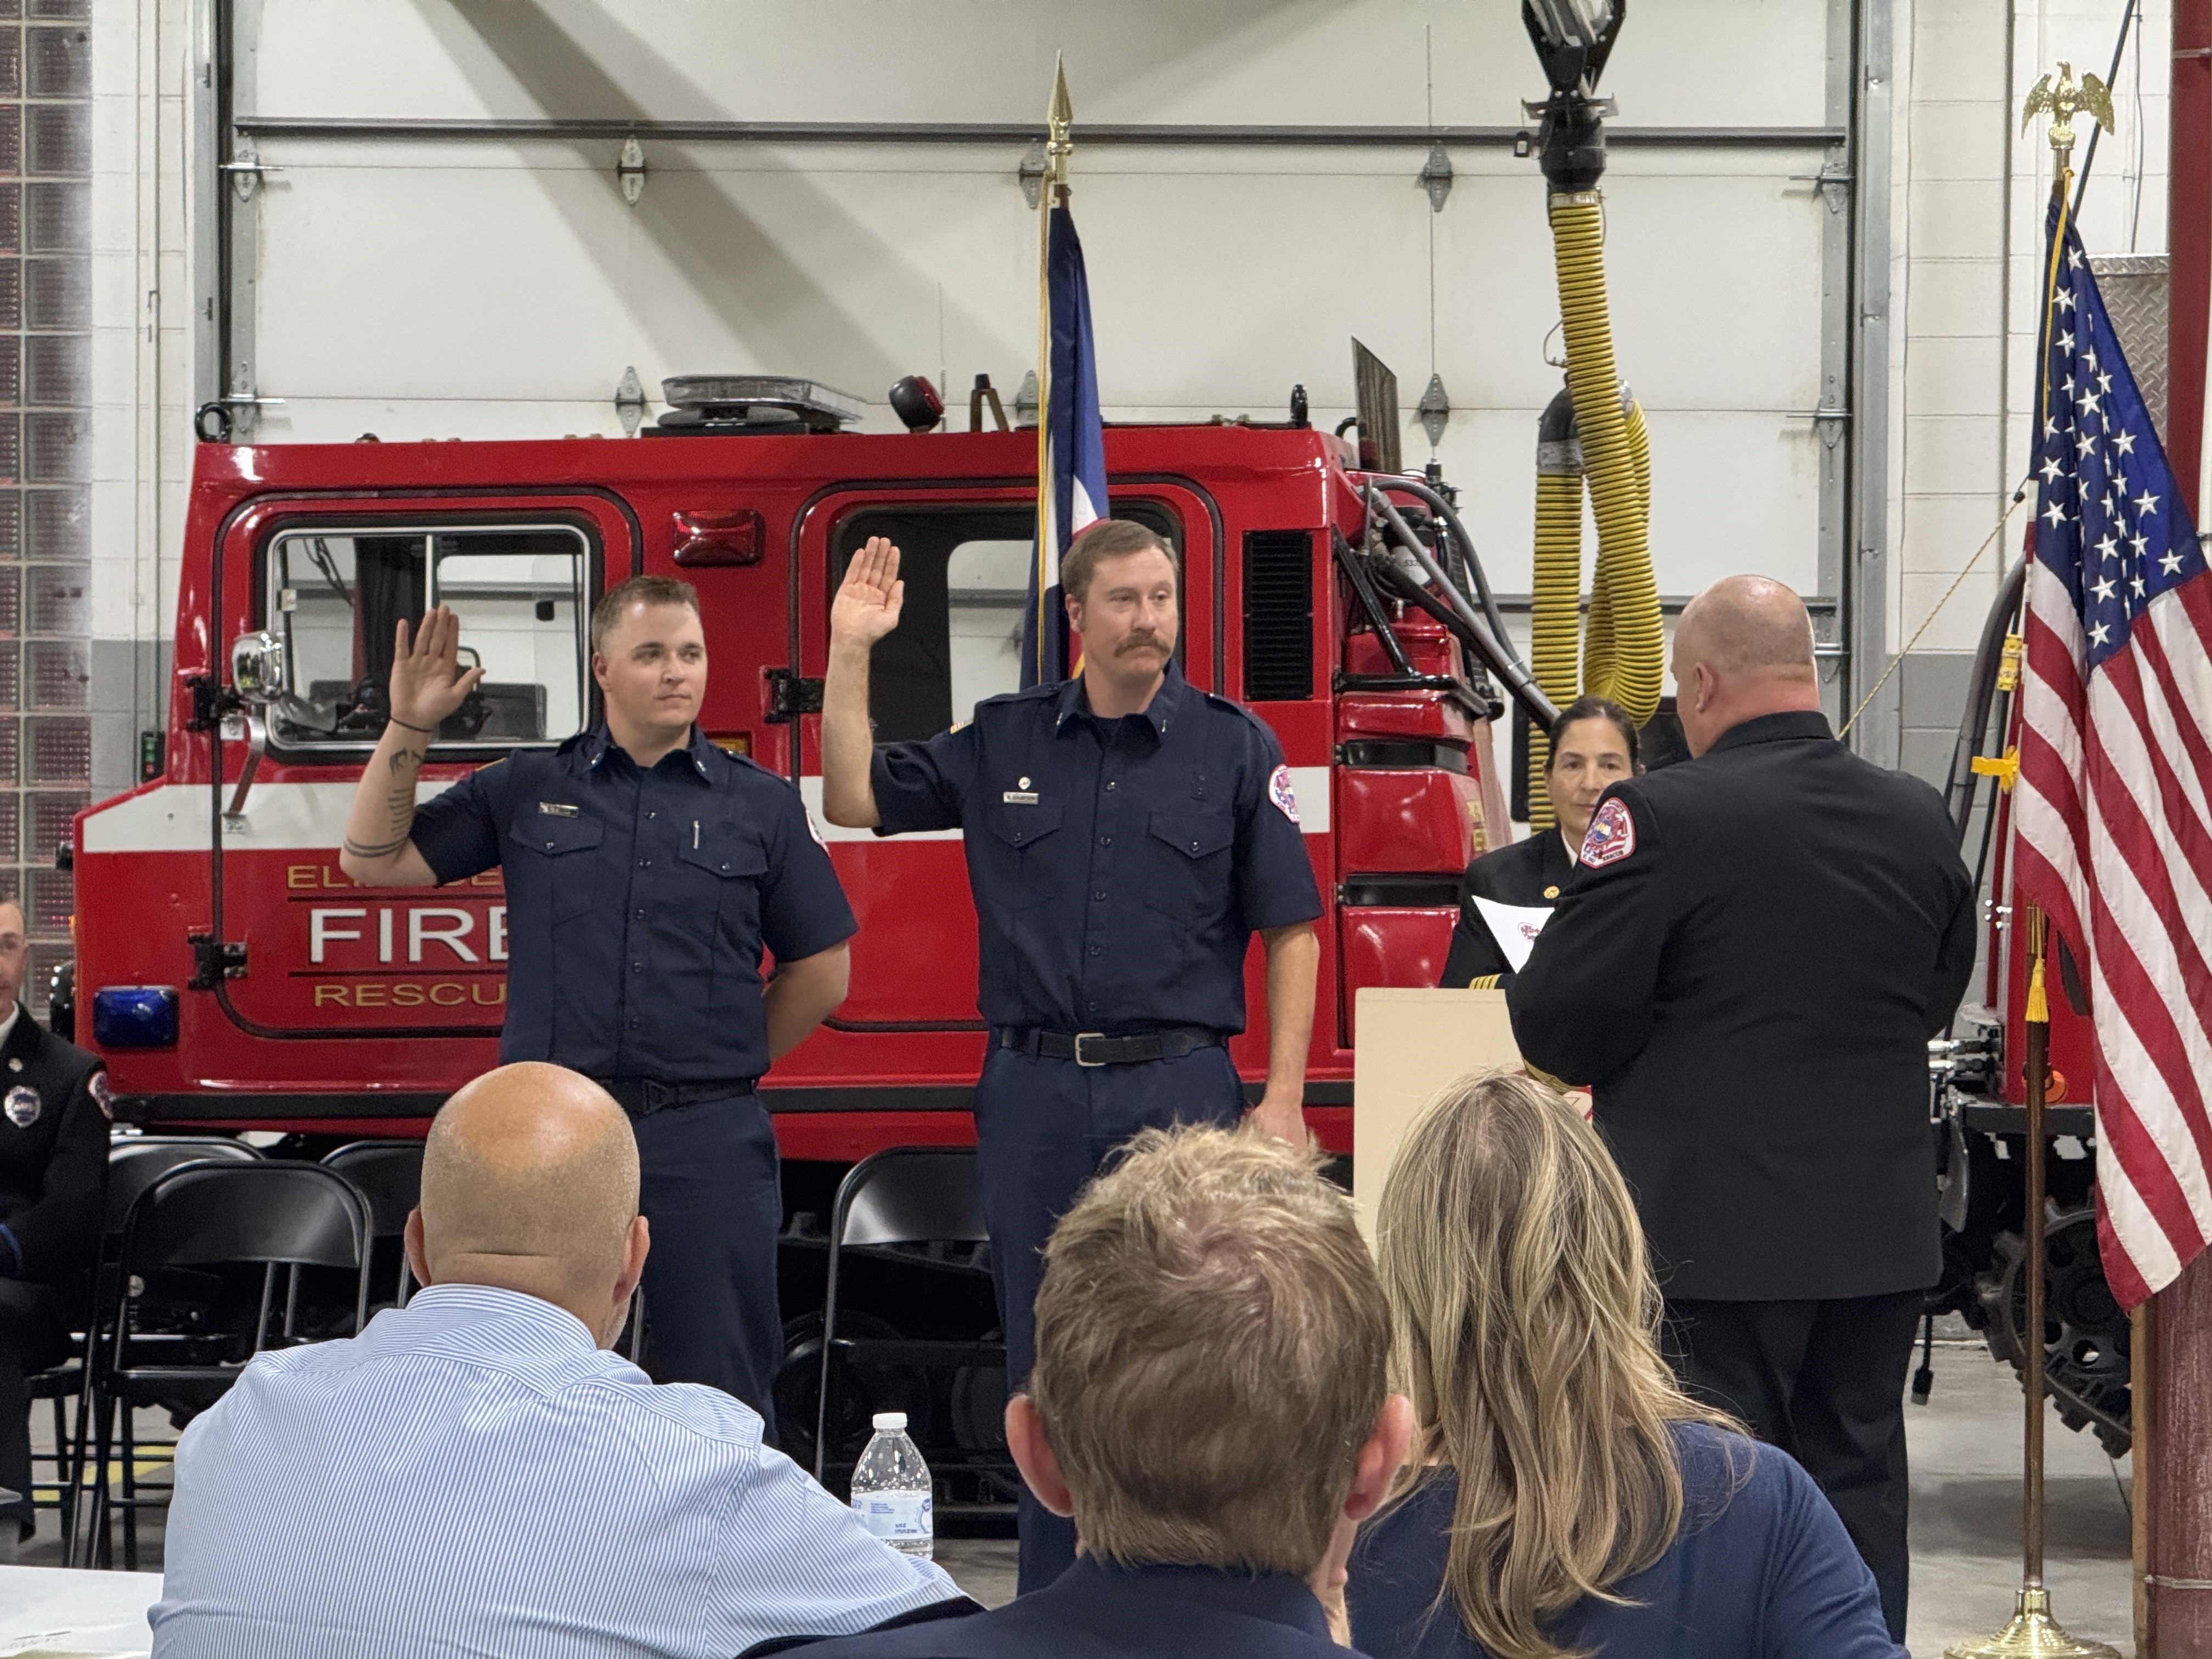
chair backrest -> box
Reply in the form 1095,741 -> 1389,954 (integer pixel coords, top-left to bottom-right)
122,1162 -> 370,1277
831,1148 -> 988,1249
106,1137 -> 262,1234
321,1141 -> 424,1238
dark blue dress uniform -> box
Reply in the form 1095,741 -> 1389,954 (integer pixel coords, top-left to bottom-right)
1508,710 -> 1975,1638
871,663 -> 1322,1591
1438,828 -> 1575,989
410,724 -> 856,1426
0,1009 -> 106,1541
785,1559 -> 1353,1659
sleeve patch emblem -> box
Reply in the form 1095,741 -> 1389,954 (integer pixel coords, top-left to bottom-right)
1578,797 -> 1637,867
1269,765 -> 1301,824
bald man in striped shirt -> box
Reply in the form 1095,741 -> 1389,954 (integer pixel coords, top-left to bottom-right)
151,1065 -> 972,1659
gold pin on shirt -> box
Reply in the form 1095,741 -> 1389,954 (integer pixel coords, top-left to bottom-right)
1544,885 -> 1560,900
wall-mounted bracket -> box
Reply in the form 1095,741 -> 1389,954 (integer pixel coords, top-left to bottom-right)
618,136 -> 647,204
1419,144 -> 1453,211
1018,139 -> 1047,208
1417,373 -> 1451,445
615,365 -> 649,436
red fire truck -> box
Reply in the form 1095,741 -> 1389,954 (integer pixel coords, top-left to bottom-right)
66,380 -> 1520,1171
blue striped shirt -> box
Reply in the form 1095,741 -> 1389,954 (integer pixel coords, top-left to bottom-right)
149,1283 -> 961,1658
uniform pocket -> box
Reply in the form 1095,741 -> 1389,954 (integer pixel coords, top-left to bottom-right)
1143,810 -> 1234,921
506,812 -> 605,923
980,803 -> 1065,911
676,820 -> 769,951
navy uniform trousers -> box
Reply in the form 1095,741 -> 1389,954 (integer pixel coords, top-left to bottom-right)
630,1090 -> 786,1432
974,1040 -> 1248,1592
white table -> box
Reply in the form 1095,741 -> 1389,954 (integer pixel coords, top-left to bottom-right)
0,1564 -> 160,1656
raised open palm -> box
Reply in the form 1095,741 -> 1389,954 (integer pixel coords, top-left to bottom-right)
831,537 -> 905,649
388,606 -> 486,732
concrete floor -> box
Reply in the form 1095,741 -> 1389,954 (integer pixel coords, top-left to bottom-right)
24,1337 -> 2136,1656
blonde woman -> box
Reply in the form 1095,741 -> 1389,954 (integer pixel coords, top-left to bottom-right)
1346,1071 -> 1900,1659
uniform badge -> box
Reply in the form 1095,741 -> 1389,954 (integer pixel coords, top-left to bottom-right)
1579,797 -> 1637,868
4,1085 -> 40,1128
1268,765 -> 1300,825
90,1071 -> 114,1122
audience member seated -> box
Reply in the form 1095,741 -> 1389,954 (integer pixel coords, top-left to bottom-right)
1347,1070 -> 1903,1659
796,1125 -> 1413,1658
0,897 -> 107,1561
151,1063 -> 972,1658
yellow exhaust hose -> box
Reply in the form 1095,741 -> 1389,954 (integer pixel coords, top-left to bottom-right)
1527,387 -> 1584,831
1545,190 -> 1665,731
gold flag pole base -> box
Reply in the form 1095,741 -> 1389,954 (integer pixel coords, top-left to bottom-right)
1943,1587 -> 2123,1658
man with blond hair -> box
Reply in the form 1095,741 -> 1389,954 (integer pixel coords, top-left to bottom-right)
151,1064 -> 972,1659
797,1125 -> 1412,1658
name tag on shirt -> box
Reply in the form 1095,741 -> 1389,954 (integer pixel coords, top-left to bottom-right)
1472,896 -> 1554,973
1002,791 -> 1039,805
538,802 -> 579,817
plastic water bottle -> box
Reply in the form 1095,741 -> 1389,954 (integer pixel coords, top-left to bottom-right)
850,1410 -> 934,1559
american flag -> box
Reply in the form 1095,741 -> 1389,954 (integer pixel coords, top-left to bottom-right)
2013,203 -> 2212,1310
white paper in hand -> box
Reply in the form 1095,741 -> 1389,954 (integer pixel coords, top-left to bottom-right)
1471,896 -> 1554,973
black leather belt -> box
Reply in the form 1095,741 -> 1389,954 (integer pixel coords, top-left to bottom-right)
997,1027 -> 1225,1068
594,1077 -> 759,1117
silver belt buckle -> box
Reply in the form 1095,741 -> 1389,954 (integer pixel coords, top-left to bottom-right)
1073,1032 -> 1109,1068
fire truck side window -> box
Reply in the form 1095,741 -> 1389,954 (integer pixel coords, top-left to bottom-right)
264,524 -> 590,749
833,504 -> 1181,744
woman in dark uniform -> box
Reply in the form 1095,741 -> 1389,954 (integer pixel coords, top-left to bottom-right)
1441,696 -> 1639,989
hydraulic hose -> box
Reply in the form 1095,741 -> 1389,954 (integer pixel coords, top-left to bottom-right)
1527,386 -> 1584,829
1546,190 -> 1665,730
1378,474 -> 1520,664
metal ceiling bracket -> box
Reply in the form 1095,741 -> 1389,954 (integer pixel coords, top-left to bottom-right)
219,145 -> 279,202
618,136 -> 647,204
614,366 -> 649,437
1419,144 -> 1454,211
1018,139 -> 1047,207
1417,373 -> 1452,445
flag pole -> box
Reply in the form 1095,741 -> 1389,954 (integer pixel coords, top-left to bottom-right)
1031,57 -> 1073,686
1943,64 -> 2119,1659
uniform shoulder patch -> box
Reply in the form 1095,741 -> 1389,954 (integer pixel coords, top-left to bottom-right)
1268,764 -> 1301,824
1578,796 -> 1637,867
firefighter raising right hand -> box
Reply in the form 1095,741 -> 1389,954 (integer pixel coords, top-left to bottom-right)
821,538 -> 903,830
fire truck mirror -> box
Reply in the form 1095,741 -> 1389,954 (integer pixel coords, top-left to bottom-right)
230,630 -> 291,704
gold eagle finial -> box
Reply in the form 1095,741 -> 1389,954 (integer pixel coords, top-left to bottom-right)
2022,60 -> 2117,155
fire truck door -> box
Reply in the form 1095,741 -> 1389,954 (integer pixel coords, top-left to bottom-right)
793,490 -> 1215,1030
210,504 -> 619,1038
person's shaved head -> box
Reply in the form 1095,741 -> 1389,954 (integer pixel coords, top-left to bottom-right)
413,1064 -> 644,1335
1671,575 -> 1824,757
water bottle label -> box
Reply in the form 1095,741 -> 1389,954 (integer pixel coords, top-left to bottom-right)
853,1491 -> 933,1541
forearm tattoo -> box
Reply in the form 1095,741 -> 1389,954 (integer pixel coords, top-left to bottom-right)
344,744 -> 425,860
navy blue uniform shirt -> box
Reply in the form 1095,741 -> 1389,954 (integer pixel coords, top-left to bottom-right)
870,664 -> 1322,1034
788,1558 -> 1355,1658
410,725 -> 856,1082
1347,1422 -> 1903,1659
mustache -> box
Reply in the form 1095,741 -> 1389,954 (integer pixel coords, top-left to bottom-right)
1116,633 -> 1171,654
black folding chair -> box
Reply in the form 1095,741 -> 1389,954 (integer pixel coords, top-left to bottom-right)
78,1160 -> 369,1568
812,1148 -> 1008,1496
322,1139 -> 425,1309
30,1136 -> 260,1551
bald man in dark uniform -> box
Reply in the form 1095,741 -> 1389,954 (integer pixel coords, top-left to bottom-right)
1509,576 -> 1975,1640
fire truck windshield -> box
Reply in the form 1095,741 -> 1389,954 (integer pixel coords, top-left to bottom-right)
263,522 -> 592,750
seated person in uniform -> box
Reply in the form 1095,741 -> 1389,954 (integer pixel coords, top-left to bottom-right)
1346,1070 -> 1901,1659
0,898 -> 106,1560
1441,697 -> 1638,989
151,1063 -> 974,1659
795,1125 -> 1414,1659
